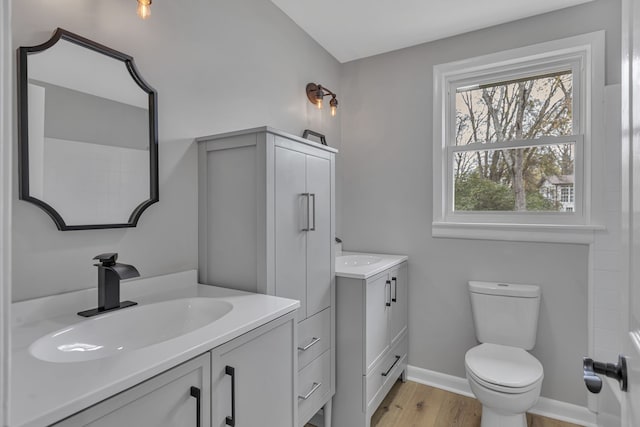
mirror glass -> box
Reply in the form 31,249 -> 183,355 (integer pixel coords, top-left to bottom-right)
18,28 -> 158,230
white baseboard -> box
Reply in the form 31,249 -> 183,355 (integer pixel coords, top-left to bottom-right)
407,365 -> 597,427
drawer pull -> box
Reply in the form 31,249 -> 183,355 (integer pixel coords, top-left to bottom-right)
190,386 -> 201,427
298,382 -> 322,400
298,337 -> 321,351
386,280 -> 391,307
225,366 -> 236,426
381,355 -> 401,377
392,277 -> 397,302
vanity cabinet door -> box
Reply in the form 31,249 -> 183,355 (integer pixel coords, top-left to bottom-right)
53,354 -> 210,427
365,274 -> 391,373
211,313 -> 296,427
389,263 -> 408,348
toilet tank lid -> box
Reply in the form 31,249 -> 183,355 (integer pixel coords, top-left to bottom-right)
469,281 -> 540,298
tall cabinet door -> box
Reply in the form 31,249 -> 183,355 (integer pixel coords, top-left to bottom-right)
305,154 -> 331,318
389,263 -> 408,348
275,146 -> 308,320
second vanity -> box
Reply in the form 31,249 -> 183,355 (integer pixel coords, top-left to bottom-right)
333,252 -> 409,427
11,270 -> 299,427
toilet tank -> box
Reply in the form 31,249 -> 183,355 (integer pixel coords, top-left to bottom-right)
469,281 -> 541,350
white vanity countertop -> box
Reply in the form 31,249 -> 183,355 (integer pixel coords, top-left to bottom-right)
10,270 -> 299,427
335,251 -> 408,279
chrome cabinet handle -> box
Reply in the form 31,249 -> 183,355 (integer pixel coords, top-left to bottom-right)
298,337 -> 321,351
382,355 -> 401,377
310,193 -> 316,231
301,193 -> 310,231
190,386 -> 201,427
386,280 -> 391,307
298,382 -> 322,400
392,277 -> 397,303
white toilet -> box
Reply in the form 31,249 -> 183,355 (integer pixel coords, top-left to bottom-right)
465,281 -> 544,427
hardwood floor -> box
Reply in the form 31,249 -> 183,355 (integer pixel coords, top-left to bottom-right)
307,380 -> 584,427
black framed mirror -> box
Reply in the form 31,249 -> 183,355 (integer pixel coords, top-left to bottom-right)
17,28 -> 158,230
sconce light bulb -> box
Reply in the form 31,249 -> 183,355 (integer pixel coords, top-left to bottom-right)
329,96 -> 338,117
315,87 -> 324,109
137,0 -> 152,19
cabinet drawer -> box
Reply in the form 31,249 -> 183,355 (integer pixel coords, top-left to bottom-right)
297,308 -> 330,370
364,334 -> 408,410
298,350 -> 331,424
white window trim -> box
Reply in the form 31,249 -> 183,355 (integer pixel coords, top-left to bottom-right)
432,31 -> 605,244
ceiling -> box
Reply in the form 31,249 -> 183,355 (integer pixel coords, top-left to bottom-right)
270,0 -> 594,63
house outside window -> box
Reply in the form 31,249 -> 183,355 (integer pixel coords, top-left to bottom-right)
540,176 -> 575,212
432,32 -> 605,243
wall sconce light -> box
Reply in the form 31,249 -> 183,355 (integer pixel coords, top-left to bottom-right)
137,0 -> 152,20
306,83 -> 338,116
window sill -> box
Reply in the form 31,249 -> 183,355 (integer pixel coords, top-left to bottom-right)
432,221 -> 605,244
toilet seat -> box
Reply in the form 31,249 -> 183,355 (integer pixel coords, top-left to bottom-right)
465,343 -> 543,394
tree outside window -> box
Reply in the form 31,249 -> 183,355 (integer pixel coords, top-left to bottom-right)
453,71 -> 575,212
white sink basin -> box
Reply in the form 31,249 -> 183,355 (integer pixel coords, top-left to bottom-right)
337,254 -> 383,267
30,297 -> 233,363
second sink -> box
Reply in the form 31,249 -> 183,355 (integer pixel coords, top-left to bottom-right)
337,254 -> 383,267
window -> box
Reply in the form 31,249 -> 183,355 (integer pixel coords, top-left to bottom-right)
433,32 -> 605,243
453,71 -> 576,213
560,186 -> 574,203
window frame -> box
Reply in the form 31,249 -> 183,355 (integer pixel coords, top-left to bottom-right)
432,32 -> 605,243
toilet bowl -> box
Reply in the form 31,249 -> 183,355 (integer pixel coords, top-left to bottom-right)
465,343 -> 543,427
466,281 -> 543,427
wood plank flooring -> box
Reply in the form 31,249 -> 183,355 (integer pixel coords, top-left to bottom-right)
306,380 -> 584,427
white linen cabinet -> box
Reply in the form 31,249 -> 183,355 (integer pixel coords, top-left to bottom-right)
197,127 -> 336,427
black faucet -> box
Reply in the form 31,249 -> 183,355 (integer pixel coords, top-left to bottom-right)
77,253 -> 140,317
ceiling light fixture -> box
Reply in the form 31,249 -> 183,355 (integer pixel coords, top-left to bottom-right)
306,83 -> 338,116
137,0 -> 152,20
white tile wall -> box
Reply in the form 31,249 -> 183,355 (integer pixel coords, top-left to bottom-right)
592,84 -> 622,362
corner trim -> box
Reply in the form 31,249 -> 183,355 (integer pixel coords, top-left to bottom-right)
0,1 -> 11,425
407,365 -> 597,427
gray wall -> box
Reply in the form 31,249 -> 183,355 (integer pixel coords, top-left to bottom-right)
339,0 -> 620,406
12,0 -> 342,301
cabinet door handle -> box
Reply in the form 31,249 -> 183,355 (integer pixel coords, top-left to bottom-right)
301,193 -> 311,231
392,277 -> 397,303
190,386 -> 201,427
386,280 -> 391,307
225,366 -> 236,426
309,193 -> 316,231
382,355 -> 401,377
298,382 -> 322,400
298,337 -> 321,351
